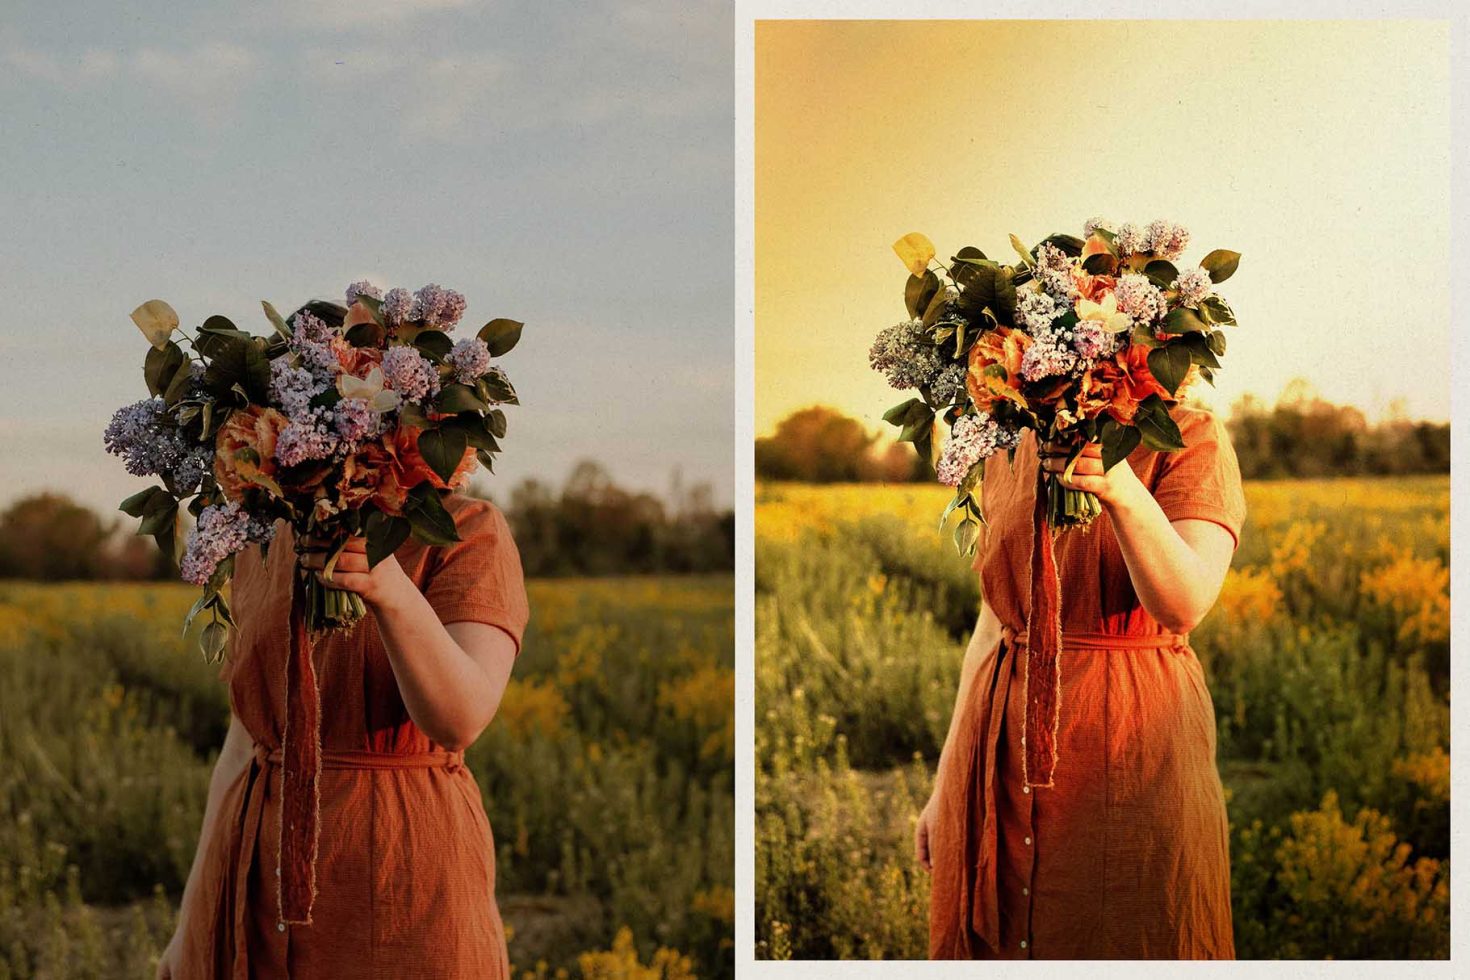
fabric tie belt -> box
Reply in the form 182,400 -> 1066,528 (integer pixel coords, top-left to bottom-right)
231,743 -> 466,980
967,624 -> 1189,952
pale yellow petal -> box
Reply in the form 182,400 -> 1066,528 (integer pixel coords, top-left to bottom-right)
130,299 -> 179,350
892,232 -> 936,277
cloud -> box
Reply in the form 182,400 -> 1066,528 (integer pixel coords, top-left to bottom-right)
4,39 -> 259,111
277,0 -> 478,30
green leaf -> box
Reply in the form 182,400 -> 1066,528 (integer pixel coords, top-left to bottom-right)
199,621 -> 229,662
1099,419 -> 1141,471
1177,331 -> 1221,368
1147,342 -> 1193,396
355,294 -> 386,327
138,499 -> 178,536
405,489 -> 461,546
952,514 -> 981,557
1206,330 -> 1228,357
397,402 -> 431,429
144,342 -> 186,397
904,270 -> 941,320
1134,395 -> 1186,451
486,408 -> 507,439
364,510 -> 413,568
1159,307 -> 1207,335
415,426 -> 469,485
478,372 -> 518,405
478,319 -> 524,357
1081,253 -> 1117,276
1199,295 -> 1236,327
163,358 -> 195,406
475,449 -> 496,472
1200,249 -> 1241,284
414,329 -> 453,361
436,383 -> 488,415
260,301 -> 292,340
345,321 -> 385,348
1143,260 -> 1178,287
883,398 -> 924,426
1008,234 -> 1035,268
1039,233 -> 1085,257
120,486 -> 173,519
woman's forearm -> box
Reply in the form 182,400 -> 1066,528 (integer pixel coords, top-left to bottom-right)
367,576 -> 501,751
174,715 -> 252,933
932,600 -> 1002,786
1106,486 -> 1225,633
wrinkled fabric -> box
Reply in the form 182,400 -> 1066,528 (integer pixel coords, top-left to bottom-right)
177,495 -> 531,979
929,408 -> 1247,960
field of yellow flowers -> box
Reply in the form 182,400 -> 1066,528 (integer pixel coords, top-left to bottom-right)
755,476 -> 1449,960
0,574 -> 733,980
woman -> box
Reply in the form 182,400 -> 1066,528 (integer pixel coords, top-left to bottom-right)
157,494 -> 530,978
914,405 -> 1246,959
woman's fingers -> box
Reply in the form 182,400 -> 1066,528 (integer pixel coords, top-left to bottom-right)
914,815 -> 932,873
298,550 -> 371,574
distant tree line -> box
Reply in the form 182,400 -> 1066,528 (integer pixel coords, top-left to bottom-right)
756,384 -> 1450,483
0,462 -> 733,582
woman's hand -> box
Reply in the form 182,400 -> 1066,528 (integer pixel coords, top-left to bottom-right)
914,794 -> 936,873
1039,439 -> 1146,510
298,534 -> 413,609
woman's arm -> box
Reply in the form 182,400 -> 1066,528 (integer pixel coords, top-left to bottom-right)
299,536 -> 517,751
158,713 -> 253,979
916,597 -> 1002,872
1041,441 -> 1235,633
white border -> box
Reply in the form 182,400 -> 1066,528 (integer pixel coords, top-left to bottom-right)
734,1 -> 1468,976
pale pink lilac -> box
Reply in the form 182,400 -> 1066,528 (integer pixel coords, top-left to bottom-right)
380,344 -> 441,403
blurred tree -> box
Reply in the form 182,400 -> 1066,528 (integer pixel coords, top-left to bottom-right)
755,406 -> 925,482
0,493 -> 113,580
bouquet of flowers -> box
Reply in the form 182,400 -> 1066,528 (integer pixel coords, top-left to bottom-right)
106,282 -> 522,654
871,220 -> 1240,789
104,281 -> 522,922
871,218 -> 1239,555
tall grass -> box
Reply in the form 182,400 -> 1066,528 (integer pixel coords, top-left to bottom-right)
755,476 -> 1450,960
0,575 -> 733,979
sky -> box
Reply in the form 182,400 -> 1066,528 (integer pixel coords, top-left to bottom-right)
0,0 -> 733,516
754,19 -> 1450,437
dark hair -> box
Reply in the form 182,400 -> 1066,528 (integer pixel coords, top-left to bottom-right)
292,300 -> 349,330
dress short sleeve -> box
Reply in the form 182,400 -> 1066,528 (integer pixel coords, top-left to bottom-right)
1149,408 -> 1248,550
423,498 -> 531,656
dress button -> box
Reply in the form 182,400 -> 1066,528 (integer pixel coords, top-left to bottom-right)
276,922 -> 286,933
1020,940 -> 1028,949
1022,786 -> 1030,794
1023,886 -> 1030,895
1024,836 -> 1032,845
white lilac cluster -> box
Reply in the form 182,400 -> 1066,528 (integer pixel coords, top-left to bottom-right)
869,319 -> 943,391
1113,273 -> 1166,325
446,337 -> 492,385
332,396 -> 382,448
103,397 -> 213,494
931,363 -> 967,405
936,412 -> 1021,487
1073,319 -> 1125,361
1016,290 -> 1079,382
179,500 -> 275,585
1172,267 -> 1213,308
1145,220 -> 1189,260
269,360 -> 325,419
1033,242 -> 1076,303
1083,216 -> 1114,238
1114,223 -> 1147,255
381,344 -> 441,403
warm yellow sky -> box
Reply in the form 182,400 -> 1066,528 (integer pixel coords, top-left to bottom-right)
754,19 -> 1449,436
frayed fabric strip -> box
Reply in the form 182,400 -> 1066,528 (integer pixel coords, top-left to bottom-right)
278,568 -> 322,926
1022,468 -> 1063,789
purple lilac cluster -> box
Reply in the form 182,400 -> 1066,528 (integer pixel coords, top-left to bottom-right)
1172,267 -> 1213,308
936,412 -> 1021,487
931,363 -> 967,405
1082,216 -> 1114,238
1113,273 -> 1166,325
179,501 -> 275,585
1033,242 -> 1077,304
1145,220 -> 1189,260
381,344 -> 441,403
869,318 -> 943,390
269,360 -> 326,419
345,280 -> 383,306
411,284 -> 467,330
1073,319 -> 1125,361
275,407 -> 340,468
290,311 -> 343,379
103,397 -> 213,494
446,337 -> 492,385
381,288 -> 414,327
332,396 -> 382,448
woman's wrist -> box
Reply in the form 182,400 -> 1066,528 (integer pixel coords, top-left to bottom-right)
361,560 -> 417,616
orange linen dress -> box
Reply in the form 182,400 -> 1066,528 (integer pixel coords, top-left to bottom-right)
928,407 -> 1247,960
176,495 -> 531,979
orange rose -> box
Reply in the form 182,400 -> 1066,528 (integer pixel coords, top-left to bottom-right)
337,440 -> 411,516
214,406 -> 290,501
966,325 -> 1030,411
388,426 -> 479,493
337,344 -> 383,379
1072,268 -> 1116,304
